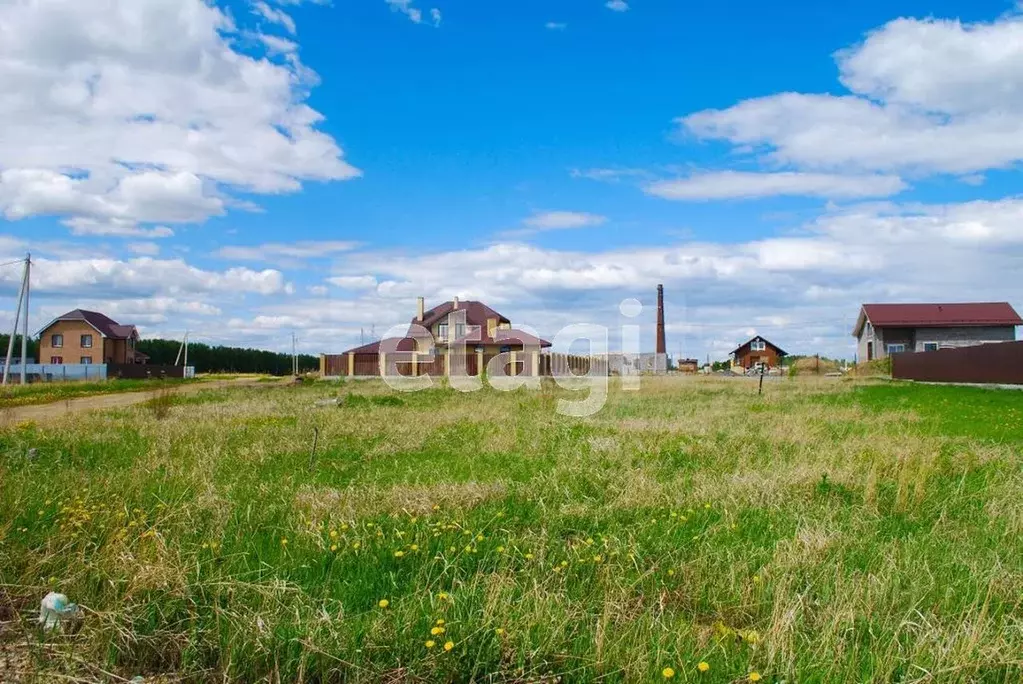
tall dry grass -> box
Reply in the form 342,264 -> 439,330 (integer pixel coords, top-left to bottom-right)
0,376 -> 1020,682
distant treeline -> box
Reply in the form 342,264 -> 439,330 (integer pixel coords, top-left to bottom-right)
136,339 -> 319,375
0,334 -> 38,362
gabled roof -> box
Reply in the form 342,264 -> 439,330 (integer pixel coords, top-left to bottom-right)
853,302 -> 1023,336
417,300 -> 510,329
730,336 -> 787,357
37,309 -> 138,340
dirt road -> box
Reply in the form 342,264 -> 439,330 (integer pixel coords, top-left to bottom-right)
1,377 -> 270,425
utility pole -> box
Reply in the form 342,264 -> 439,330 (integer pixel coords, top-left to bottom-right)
175,331 -> 188,366
21,253 -> 30,385
3,254 -> 29,386
292,332 -> 297,376
183,332 -> 189,371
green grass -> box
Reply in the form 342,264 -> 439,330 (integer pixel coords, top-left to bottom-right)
0,378 -> 198,409
0,377 -> 1021,682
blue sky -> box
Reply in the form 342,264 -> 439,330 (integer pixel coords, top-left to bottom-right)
2,0 -> 1023,360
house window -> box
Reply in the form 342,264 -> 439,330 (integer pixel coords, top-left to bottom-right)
886,343 -> 906,354
751,339 -> 766,351
50,356 -> 63,364
81,334 -> 93,348
922,342 -> 939,352
455,323 -> 466,339
80,356 -> 93,365
865,323 -> 873,338
51,333 -> 63,348
438,323 -> 448,339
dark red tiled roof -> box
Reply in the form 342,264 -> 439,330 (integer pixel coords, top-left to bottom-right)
858,302 -> 1022,334
451,328 -> 552,348
729,336 -> 787,357
417,300 -> 509,329
40,309 -> 138,339
342,337 -> 418,355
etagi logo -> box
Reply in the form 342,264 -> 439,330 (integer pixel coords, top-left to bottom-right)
376,298 -> 647,417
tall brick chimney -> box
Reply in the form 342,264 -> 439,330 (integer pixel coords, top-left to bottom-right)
656,284 -> 666,356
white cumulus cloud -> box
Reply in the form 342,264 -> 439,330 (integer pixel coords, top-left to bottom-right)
0,0 -> 359,237
644,171 -> 907,201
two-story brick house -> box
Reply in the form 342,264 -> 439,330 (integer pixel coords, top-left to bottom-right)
852,302 -> 1022,361
38,309 -> 147,365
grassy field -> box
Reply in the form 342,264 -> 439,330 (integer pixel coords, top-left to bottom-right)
1,377 -> 1021,682
0,378 -> 198,409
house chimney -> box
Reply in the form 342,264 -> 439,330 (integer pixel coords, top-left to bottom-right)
452,296 -> 459,310
656,284 -> 666,355
416,296 -> 425,322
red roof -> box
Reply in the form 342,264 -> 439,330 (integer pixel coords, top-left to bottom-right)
856,302 -> 1022,335
418,300 -> 509,329
451,328 -> 552,348
38,309 -> 138,339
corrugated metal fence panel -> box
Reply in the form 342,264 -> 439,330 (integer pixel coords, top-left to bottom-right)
0,363 -> 108,381
322,354 -> 348,377
891,341 -> 1023,385
107,364 -> 187,379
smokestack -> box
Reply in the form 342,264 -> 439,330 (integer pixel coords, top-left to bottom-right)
452,296 -> 459,310
417,296 -> 425,321
656,284 -> 666,355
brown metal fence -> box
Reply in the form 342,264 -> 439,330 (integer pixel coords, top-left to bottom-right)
321,351 -> 607,378
107,363 -> 187,379
891,341 -> 1023,385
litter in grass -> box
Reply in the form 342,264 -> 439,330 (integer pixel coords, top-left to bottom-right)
38,592 -> 80,631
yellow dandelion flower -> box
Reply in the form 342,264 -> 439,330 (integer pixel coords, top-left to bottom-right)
476,534 -> 484,541
496,546 -> 506,552
431,626 -> 445,635
330,544 -> 338,551
394,551 -> 405,557
667,569 -> 675,576
697,662 -> 710,673
560,560 -> 568,567
437,592 -> 449,600
585,538 -> 594,545
495,627 -> 505,635
366,522 -> 374,527
464,545 -> 472,553
432,505 -> 440,511
593,554 -> 603,563
425,639 -> 436,648
353,542 -> 361,549
410,544 -> 419,551
752,575 -> 761,584
443,641 -> 454,651
749,673 -> 762,682
378,599 -> 389,608
662,667 -> 675,678
524,553 -> 534,560
436,618 -> 445,625
496,511 -> 505,518
341,524 -> 349,531
280,537 -> 288,546
330,530 -> 338,539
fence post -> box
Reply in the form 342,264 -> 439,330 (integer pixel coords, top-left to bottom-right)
510,350 -> 517,377
411,350 -> 418,377
532,351 -> 539,376
319,354 -> 325,376
444,350 -> 450,377
476,349 -> 484,377
348,352 -> 354,377
379,352 -> 386,378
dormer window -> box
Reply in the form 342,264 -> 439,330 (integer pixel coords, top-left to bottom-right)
751,339 -> 766,351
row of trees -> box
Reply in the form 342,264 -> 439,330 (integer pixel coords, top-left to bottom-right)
0,334 -> 317,375
136,339 -> 319,375
0,334 -> 38,362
